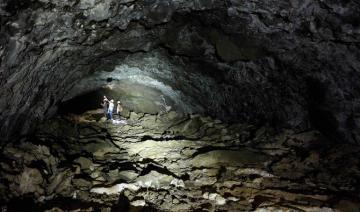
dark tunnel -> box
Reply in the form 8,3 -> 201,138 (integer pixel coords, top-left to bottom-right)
0,0 -> 360,211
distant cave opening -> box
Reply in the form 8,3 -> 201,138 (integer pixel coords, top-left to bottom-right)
58,88 -> 114,115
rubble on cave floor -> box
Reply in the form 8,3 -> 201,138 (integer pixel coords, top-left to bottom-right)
0,110 -> 359,211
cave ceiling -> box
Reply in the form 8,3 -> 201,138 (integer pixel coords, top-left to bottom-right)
0,0 -> 359,142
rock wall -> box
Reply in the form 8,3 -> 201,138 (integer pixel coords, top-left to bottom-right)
0,0 -> 359,142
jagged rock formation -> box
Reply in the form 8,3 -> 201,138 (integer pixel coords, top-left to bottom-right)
0,0 -> 359,143
0,111 -> 359,211
1,0 -> 360,210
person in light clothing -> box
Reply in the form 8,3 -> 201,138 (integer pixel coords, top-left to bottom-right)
101,96 -> 109,118
116,100 -> 123,119
108,99 -> 114,120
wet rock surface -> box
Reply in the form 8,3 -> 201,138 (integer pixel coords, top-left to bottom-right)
1,111 -> 359,211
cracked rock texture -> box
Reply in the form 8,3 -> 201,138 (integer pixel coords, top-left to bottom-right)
0,111 -> 359,211
0,0 -> 359,143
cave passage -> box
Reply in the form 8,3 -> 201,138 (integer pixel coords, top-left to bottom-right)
59,88 -> 111,115
1,0 -> 360,211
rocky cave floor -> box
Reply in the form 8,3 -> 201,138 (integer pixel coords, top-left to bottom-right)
1,110 -> 360,211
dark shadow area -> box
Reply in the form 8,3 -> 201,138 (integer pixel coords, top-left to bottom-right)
58,88 -> 117,115
6,196 -> 41,212
306,77 -> 339,139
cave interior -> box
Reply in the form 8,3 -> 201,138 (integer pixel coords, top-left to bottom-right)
0,0 -> 360,211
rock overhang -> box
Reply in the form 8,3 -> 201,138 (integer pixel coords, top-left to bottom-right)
0,0 -> 359,143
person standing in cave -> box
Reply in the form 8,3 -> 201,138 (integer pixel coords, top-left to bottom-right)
116,100 -> 123,119
108,99 -> 115,120
101,96 -> 109,118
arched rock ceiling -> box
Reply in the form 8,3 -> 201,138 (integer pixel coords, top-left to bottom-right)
0,0 -> 359,142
